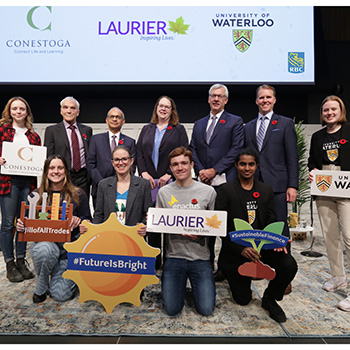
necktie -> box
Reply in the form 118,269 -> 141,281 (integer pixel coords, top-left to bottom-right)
111,135 -> 117,153
256,116 -> 267,151
69,125 -> 81,172
206,116 -> 217,144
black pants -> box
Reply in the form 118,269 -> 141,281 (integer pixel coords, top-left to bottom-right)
222,249 -> 298,305
70,168 -> 90,198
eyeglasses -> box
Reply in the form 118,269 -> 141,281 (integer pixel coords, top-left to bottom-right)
112,157 -> 131,163
158,104 -> 172,110
209,94 -> 227,99
109,115 -> 123,120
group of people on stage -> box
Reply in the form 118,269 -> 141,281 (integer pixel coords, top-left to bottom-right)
0,83 -> 350,322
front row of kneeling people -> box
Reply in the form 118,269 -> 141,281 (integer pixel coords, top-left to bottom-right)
1,90 -> 350,322
16,146 -> 296,323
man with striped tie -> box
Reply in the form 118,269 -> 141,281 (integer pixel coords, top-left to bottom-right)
244,85 -> 299,260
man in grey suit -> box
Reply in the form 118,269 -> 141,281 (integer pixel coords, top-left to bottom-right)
44,96 -> 93,197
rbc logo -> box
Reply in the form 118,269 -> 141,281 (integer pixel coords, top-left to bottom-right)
288,52 -> 305,73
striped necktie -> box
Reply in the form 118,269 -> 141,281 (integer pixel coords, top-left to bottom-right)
206,116 -> 217,144
256,116 -> 267,151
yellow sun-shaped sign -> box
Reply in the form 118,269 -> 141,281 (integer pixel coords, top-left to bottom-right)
62,213 -> 160,313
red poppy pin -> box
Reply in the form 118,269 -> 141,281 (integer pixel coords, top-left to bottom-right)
220,120 -> 226,124
253,192 -> 260,198
192,199 -> 198,204
340,139 -> 347,145
167,126 -> 173,130
271,120 -> 277,125
119,139 -> 124,145
82,134 -> 87,140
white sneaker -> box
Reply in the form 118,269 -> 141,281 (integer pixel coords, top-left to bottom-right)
338,295 -> 350,312
322,275 -> 347,292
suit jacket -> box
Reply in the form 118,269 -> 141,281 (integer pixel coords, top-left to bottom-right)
308,122 -> 350,171
93,174 -> 153,226
189,111 -> 244,182
136,123 -> 188,179
215,179 -> 276,269
44,121 -> 93,171
86,131 -> 136,198
244,113 -> 299,193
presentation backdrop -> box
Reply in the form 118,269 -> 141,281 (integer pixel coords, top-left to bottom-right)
0,6 -> 314,83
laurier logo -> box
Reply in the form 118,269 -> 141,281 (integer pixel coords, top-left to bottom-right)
27,6 -> 52,31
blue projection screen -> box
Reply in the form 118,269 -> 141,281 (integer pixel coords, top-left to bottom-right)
0,6 -> 314,83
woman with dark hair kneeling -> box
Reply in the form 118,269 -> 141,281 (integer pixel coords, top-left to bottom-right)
17,154 -> 92,303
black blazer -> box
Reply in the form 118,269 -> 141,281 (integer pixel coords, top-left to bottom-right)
86,131 -> 136,198
136,123 -> 188,179
44,121 -> 93,171
308,122 -> 350,171
93,174 -> 153,226
215,179 -> 276,269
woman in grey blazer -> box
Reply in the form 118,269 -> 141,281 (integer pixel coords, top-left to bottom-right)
92,146 -> 153,236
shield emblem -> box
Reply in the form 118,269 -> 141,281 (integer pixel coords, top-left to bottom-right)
233,30 -> 253,53
248,210 -> 256,225
316,175 -> 332,192
327,149 -> 338,162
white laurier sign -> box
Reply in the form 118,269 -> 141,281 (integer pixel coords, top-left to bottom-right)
1,142 -> 47,177
310,169 -> 350,198
147,208 -> 227,237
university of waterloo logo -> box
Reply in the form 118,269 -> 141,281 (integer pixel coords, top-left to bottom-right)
316,175 -> 332,192
327,149 -> 338,162
233,30 -> 252,53
248,210 -> 256,225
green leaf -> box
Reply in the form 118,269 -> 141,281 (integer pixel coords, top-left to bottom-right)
168,16 -> 189,35
263,222 -> 285,235
234,218 -> 253,231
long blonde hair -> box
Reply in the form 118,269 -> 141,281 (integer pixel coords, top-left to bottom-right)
0,96 -> 35,132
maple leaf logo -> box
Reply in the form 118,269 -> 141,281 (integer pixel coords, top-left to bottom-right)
168,16 -> 189,35
205,214 -> 222,229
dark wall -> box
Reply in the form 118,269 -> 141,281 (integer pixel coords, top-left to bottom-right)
0,7 -> 348,125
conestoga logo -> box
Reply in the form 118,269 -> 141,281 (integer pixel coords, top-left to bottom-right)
233,30 -> 252,53
316,175 -> 332,192
27,6 -> 52,31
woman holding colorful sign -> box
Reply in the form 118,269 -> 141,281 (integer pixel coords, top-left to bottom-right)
308,95 -> 350,311
17,154 -> 92,303
92,145 -> 152,235
0,97 -> 41,283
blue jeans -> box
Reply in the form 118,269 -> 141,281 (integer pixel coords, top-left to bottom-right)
161,258 -> 216,316
0,176 -> 31,262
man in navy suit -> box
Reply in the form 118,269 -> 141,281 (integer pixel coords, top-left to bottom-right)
44,96 -> 92,197
86,107 -> 136,208
244,85 -> 299,255
189,83 -> 244,275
